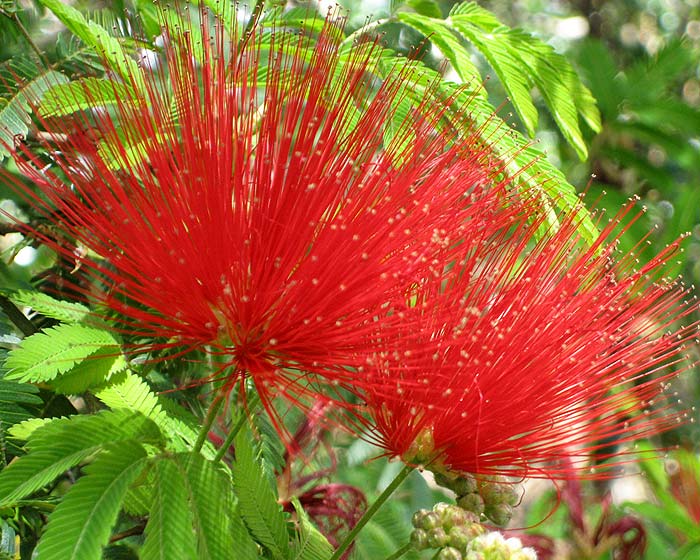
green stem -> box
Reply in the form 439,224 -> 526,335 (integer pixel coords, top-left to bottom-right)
213,387 -> 262,462
193,392 -> 224,453
213,411 -> 246,462
384,543 -> 412,560
330,464 -> 414,560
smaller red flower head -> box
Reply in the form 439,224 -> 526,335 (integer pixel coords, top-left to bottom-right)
357,197 -> 698,480
2,9 -> 513,416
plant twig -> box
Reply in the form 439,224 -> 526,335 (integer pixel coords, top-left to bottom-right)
193,391 -> 224,453
384,543 -> 412,560
109,522 -> 146,543
0,294 -> 37,337
330,463 -> 414,560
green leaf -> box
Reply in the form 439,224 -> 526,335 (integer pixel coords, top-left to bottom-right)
448,10 -> 538,136
39,77 -> 138,118
95,371 -> 208,453
233,426 -> 289,560
10,291 -> 90,324
175,453 -> 253,559
448,2 -> 600,157
33,441 -> 148,560
405,0 -> 442,18
0,410 -> 161,507
4,324 -> 121,385
397,12 -> 482,86
289,498 -> 333,560
0,377 -> 41,427
141,458 -> 198,560
0,59 -> 69,160
38,0 -> 143,88
51,346 -> 128,394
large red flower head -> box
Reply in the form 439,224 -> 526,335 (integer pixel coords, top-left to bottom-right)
358,198 -> 698,480
3,8 -> 514,412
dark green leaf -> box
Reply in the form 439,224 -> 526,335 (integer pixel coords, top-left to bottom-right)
33,441 -> 148,560
289,498 -> 333,560
176,453 -> 250,559
142,458 -> 198,560
233,426 -> 289,559
0,410 -> 161,507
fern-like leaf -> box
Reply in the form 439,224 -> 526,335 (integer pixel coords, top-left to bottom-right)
0,410 -> 161,507
289,498 -> 333,560
4,324 -> 122,385
38,0 -> 143,87
141,458 -> 198,560
397,12 -> 482,86
0,377 -> 41,427
233,426 -> 289,560
38,77 -> 138,118
0,57 -> 68,160
175,453 -> 253,559
32,440 -> 148,560
10,291 -> 90,324
95,371 -> 208,453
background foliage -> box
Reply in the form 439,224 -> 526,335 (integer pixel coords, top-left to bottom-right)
0,0 -> 698,559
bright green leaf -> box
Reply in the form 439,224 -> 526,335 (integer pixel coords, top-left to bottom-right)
4,324 -> 121,384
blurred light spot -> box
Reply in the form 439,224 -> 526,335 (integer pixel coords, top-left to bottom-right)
554,16 -> 589,40
620,23 -> 639,46
686,20 -> 700,40
14,246 -> 37,267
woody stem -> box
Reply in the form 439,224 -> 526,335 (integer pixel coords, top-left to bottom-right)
329,464 -> 414,560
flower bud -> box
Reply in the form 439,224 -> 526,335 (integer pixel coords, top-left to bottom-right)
410,528 -> 429,550
484,503 -> 514,526
457,492 -> 485,515
437,546 -> 464,560
441,504 -> 472,529
480,481 -> 519,507
428,527 -> 450,548
448,525 -> 473,551
417,511 -> 443,530
412,509 -> 430,528
452,473 -> 478,496
433,502 -> 451,516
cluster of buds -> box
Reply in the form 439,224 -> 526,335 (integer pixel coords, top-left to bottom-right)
411,502 -> 485,559
410,502 -> 536,559
434,473 -> 521,526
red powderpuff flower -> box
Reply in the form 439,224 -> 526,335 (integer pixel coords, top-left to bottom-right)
3,10 -> 516,414
357,199 -> 698,480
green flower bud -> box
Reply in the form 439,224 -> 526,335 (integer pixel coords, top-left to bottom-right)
448,525 -> 472,551
428,527 -> 450,548
410,528 -> 429,550
434,471 -> 458,489
437,546 -> 464,560
441,504 -> 471,529
484,503 -> 514,526
412,509 -> 430,528
418,511 -> 443,531
457,492 -> 485,515
452,473 -> 478,496
433,502 -> 451,516
481,481 -> 520,508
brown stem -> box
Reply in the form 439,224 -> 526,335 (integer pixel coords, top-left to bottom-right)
0,293 -> 37,337
109,523 -> 146,544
